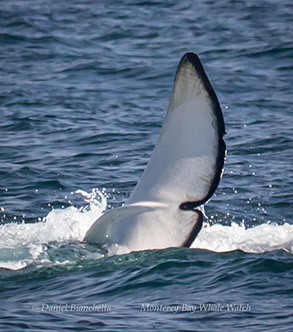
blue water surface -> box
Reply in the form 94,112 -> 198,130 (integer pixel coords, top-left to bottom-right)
0,0 -> 292,331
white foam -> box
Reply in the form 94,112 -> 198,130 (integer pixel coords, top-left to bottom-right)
0,188 -> 106,270
0,188 -> 106,249
0,260 -> 28,270
191,221 -> 293,254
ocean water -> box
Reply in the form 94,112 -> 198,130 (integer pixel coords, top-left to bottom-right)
0,0 -> 292,331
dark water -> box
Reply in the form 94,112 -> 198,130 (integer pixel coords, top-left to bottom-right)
0,0 -> 292,331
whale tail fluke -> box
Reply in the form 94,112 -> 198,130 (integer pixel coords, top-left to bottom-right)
84,53 -> 225,251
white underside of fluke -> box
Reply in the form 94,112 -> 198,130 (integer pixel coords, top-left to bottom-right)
84,53 -> 225,252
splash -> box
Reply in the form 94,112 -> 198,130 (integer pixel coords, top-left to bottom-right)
0,188 -> 107,270
0,188 -> 106,249
192,221 -> 293,254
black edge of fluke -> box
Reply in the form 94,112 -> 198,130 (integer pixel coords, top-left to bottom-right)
181,210 -> 204,247
178,52 -> 226,212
